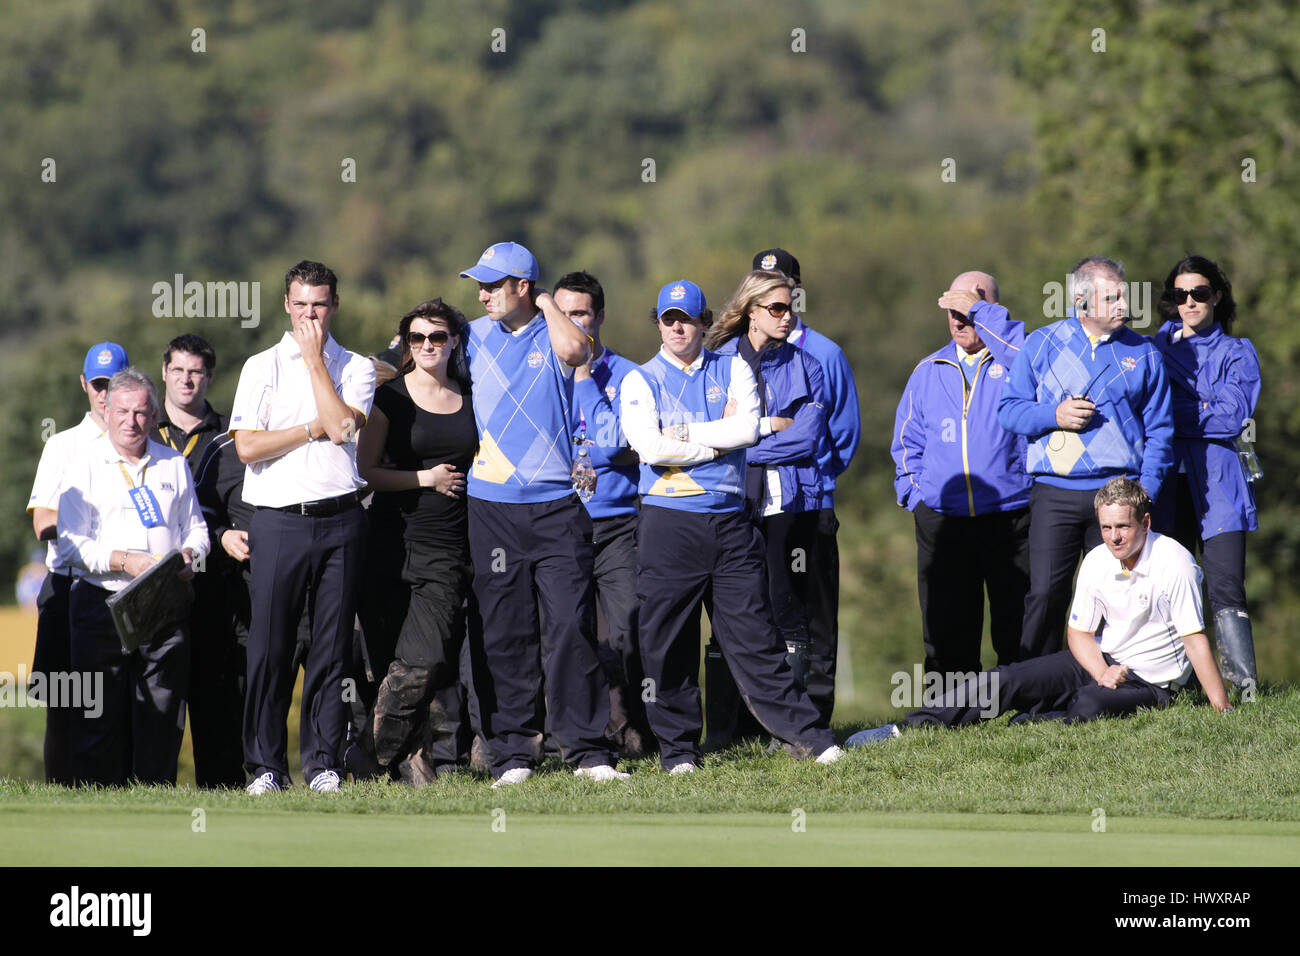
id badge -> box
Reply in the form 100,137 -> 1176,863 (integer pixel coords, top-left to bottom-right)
129,485 -> 165,528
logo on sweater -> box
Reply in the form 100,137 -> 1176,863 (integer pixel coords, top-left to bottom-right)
988,363 -> 1005,379
527,350 -> 545,369
1121,355 -> 1137,372
605,385 -> 617,401
706,385 -> 724,403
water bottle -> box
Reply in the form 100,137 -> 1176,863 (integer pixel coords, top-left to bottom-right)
572,445 -> 597,502
1234,436 -> 1263,483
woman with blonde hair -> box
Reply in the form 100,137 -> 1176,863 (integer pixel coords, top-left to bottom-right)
703,269 -> 829,747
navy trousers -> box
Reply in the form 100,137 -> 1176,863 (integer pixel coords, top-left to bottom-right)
1020,482 -> 1104,660
804,507 -> 842,724
636,505 -> 833,769
32,571 -> 74,785
245,504 -> 366,785
592,511 -> 654,748
68,580 -> 189,786
904,649 -> 1173,727
468,495 -> 613,776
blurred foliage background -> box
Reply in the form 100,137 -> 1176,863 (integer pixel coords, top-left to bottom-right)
2,0 -> 1296,725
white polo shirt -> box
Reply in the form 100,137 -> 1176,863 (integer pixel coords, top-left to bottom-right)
228,332 -> 376,507
1068,531 -> 1203,687
27,413 -> 106,573
56,434 -> 210,593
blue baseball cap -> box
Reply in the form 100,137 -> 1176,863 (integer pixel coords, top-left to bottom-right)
459,242 -> 540,283
82,342 -> 130,381
656,280 -> 707,320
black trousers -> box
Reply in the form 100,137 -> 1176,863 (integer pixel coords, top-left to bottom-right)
245,504 -> 366,785
904,649 -> 1173,727
68,580 -> 189,786
1020,483 -> 1104,660
803,507 -> 842,723
913,502 -> 1031,675
1170,475 -> 1247,613
188,566 -> 247,788
636,505 -> 833,769
592,511 -> 654,745
32,571 -> 74,785
372,539 -> 471,767
468,495 -> 612,776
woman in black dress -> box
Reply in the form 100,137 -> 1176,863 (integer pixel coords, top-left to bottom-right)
357,298 -> 478,784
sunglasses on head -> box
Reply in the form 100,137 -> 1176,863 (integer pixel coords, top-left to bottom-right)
1170,286 -> 1214,304
407,330 -> 450,347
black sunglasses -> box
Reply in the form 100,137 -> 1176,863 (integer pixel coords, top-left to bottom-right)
407,330 -> 450,347
1170,286 -> 1214,304
753,301 -> 793,317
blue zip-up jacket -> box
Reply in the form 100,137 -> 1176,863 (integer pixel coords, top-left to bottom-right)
998,312 -> 1175,501
892,300 -> 1031,515
1152,320 -> 1260,538
789,317 -> 860,508
715,337 -> 826,513
572,347 -> 640,519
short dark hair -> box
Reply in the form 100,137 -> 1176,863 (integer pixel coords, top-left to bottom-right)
554,271 -> 605,316
648,306 -> 713,327
163,334 -> 216,372
1159,255 -> 1238,334
285,260 -> 338,300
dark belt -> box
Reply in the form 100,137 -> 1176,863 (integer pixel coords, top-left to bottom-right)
265,491 -> 362,517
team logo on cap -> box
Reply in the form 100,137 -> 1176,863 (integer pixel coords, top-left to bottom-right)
527,350 -> 545,369
988,363 -> 1005,380
388,335 -> 400,349
670,285 -> 687,301
483,247 -> 495,259
707,385 -> 724,403
761,254 -> 777,270
97,349 -> 114,366
1121,356 -> 1137,372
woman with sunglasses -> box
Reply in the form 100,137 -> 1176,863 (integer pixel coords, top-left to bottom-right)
703,270 -> 828,736
356,298 -> 479,783
1152,255 -> 1262,691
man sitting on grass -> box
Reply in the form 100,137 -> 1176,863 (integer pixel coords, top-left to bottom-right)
848,477 -> 1231,745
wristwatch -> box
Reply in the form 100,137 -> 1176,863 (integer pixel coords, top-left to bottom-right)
673,423 -> 689,442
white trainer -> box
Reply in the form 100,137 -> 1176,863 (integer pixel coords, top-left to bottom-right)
246,772 -> 280,795
667,762 -> 698,776
309,770 -> 341,792
491,767 -> 534,789
574,764 -> 630,782
815,745 -> 846,764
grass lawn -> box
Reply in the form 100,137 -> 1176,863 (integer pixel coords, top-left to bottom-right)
3,686 -> 1297,866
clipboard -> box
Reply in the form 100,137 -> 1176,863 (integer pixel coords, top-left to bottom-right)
104,549 -> 193,654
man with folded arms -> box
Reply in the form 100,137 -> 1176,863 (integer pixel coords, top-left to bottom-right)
229,260 -> 376,794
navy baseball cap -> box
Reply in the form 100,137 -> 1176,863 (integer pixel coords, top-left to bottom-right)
752,248 -> 801,284
460,242 -> 540,283
82,342 -> 130,381
656,280 -> 707,320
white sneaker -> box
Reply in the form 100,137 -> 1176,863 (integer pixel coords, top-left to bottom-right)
815,745 -> 846,764
309,770 -> 341,792
574,764 -> 630,782
491,767 -> 534,789
246,772 -> 280,795
667,762 -> 697,776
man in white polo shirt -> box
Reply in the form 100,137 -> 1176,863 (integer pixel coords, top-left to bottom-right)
847,477 -> 1230,743
57,367 -> 210,785
26,341 -> 129,784
229,260 -> 376,794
